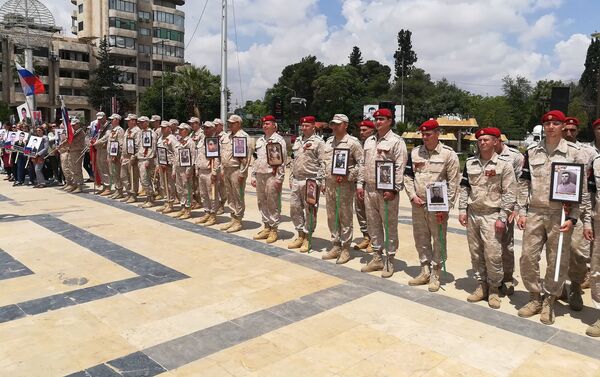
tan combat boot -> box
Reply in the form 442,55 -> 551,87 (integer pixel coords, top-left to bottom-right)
220,218 -> 235,231
581,271 -> 591,289
71,186 -> 83,194
195,213 -> 211,224
63,184 -> 75,192
298,238 -> 311,253
322,244 -> 342,260
336,246 -> 352,264
179,208 -> 192,220
226,218 -> 243,233
100,187 -> 112,196
568,282 -> 583,311
365,242 -> 374,253
381,254 -> 395,278
361,252 -> 384,273
428,266 -> 441,292
467,282 -> 488,303
216,206 -> 225,215
156,203 -> 167,213
540,295 -> 556,325
155,193 -> 163,200
266,228 -> 278,244
162,203 -> 175,214
141,200 -> 155,209
354,235 -> 371,250
586,318 -> 600,337
409,264 -> 431,286
517,292 -> 543,318
113,189 -> 124,200
125,195 -> 137,204
253,225 -> 271,240
287,232 -> 305,249
488,285 -> 501,309
204,213 -> 217,226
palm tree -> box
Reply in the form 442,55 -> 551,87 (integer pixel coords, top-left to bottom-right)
173,65 -> 221,120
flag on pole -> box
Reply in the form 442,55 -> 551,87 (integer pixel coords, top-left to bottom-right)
59,95 -> 74,144
15,62 -> 45,96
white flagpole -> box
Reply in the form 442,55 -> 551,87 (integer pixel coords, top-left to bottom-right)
220,0 -> 228,131
554,207 -> 567,282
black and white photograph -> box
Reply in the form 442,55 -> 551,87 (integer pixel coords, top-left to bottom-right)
550,162 -> 584,203
205,137 -> 220,158
0,129 -> 7,142
375,160 -> 395,191
331,148 -> 349,176
267,142 -> 283,166
426,181 -> 449,212
157,147 -> 168,165
305,178 -> 319,206
109,141 -> 119,157
126,138 -> 135,155
179,148 -> 192,167
142,131 -> 152,148
233,136 -> 247,158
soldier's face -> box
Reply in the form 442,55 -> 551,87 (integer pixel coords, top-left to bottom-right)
111,118 -> 120,126
477,135 -> 497,153
561,173 -> 570,183
543,120 -> 564,137
359,126 -> 374,141
180,129 -> 190,137
229,121 -> 241,133
127,120 -> 136,128
139,121 -> 148,130
421,130 -> 439,147
330,122 -> 347,137
161,127 -> 170,136
375,117 -> 392,133
301,122 -> 315,137
562,125 -> 578,142
262,121 -> 276,134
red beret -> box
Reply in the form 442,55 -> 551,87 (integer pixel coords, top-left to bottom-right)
593,119 -> 600,128
261,115 -> 276,123
541,110 -> 566,123
475,127 -> 501,139
373,108 -> 393,118
564,117 -> 579,127
419,119 -> 439,132
300,116 -> 315,124
359,120 -> 375,129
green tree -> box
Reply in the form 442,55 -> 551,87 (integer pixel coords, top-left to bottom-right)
86,37 -> 124,113
0,101 -> 11,121
469,95 -> 516,135
240,99 -> 268,127
389,68 -> 435,124
312,65 -> 365,127
580,36 -> 600,118
349,46 -> 363,68
360,60 -> 391,100
139,73 -> 186,120
393,29 -> 418,80
501,75 -> 533,136
172,65 -> 222,120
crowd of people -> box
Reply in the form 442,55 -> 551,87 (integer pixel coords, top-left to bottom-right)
2,108 -> 600,337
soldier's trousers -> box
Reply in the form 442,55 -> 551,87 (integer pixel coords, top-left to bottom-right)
364,184 -> 399,255
120,158 -> 139,196
218,174 -> 227,207
520,209 -> 573,296
60,152 -> 71,185
175,167 -> 192,208
153,166 -> 162,196
500,218 -> 516,281
411,204 -> 448,267
290,178 -> 318,234
138,159 -> 155,199
355,194 -> 368,235
96,150 -> 110,187
108,156 -> 121,190
590,218 -> 600,303
223,167 -> 246,219
467,209 -> 503,285
197,168 -> 218,214
569,220 -> 590,284
159,165 -> 176,204
65,151 -> 84,186
326,179 -> 355,248
256,172 -> 281,228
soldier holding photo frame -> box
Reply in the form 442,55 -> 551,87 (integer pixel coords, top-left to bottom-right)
155,121 -> 178,214
121,114 -> 140,203
107,114 -> 125,199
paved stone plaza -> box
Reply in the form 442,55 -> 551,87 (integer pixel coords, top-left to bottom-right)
1,176 -> 600,376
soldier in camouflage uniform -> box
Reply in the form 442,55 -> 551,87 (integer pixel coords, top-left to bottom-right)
155,121 -> 178,214
106,114 -> 125,199
136,116 -> 158,208
354,120 -> 376,253
194,121 -> 219,226
166,123 -> 196,219
586,118 -> 600,337
121,114 -> 141,203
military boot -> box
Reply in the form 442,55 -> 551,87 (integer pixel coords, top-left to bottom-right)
220,218 -> 235,231
71,186 -> 83,194
322,244 -> 341,260
381,254 -> 395,278
428,266 -> 441,292
488,285 -> 501,309
100,186 -> 112,196
178,207 -> 191,220
501,279 -> 515,296
586,318 -> 600,337
518,292 -> 543,318
226,218 -> 243,233
467,282 -> 488,303
141,200 -> 155,209
253,225 -> 271,240
568,282 -> 584,311
162,203 -> 175,214
266,228 -> 278,244
113,189 -> 125,200
204,214 -> 217,226
365,242 -> 374,253
409,264 -> 431,286
354,235 -> 371,250
582,271 -> 591,289
287,232 -> 305,249
298,238 -> 311,253
155,193 -> 163,201
195,213 -> 211,224
156,203 -> 168,213
361,252 -> 384,273
540,295 -> 557,325
63,184 -> 75,192
216,205 -> 225,215
125,195 -> 137,204
336,246 -> 352,264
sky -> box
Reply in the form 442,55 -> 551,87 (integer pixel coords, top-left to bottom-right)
45,0 -> 600,108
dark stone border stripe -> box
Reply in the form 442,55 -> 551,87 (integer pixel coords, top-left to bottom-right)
0,214 -> 189,323
0,248 -> 33,281
67,283 -> 371,376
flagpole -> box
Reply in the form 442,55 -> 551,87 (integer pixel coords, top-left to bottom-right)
220,0 -> 228,131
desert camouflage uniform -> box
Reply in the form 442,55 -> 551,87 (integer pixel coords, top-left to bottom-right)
252,133 -> 286,228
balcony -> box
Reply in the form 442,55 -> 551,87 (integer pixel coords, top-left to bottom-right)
59,77 -> 88,88
58,60 -> 90,70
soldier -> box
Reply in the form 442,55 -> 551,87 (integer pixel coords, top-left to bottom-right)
156,121 -> 178,214
195,121 -> 219,226
587,118 -> 600,336
251,115 -> 286,243
107,114 -> 125,199
189,117 -> 204,209
164,123 -> 195,219
213,118 -> 227,214
404,119 -> 460,292
354,120 -> 376,253
219,115 -> 253,233
458,127 -> 516,309
64,118 -> 86,193
136,116 -> 158,208
320,114 -> 364,264
121,114 -> 141,203
359,108 -> 408,277
517,110 -> 590,325
494,132 -> 524,295
91,112 -> 111,195
151,115 -> 162,200
288,116 -> 326,253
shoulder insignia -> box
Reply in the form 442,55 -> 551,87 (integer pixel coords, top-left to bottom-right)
567,141 -> 580,150
442,144 -> 454,151
507,146 -> 520,154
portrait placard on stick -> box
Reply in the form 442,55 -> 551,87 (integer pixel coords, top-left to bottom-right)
549,162 -> 583,204
375,160 -> 395,191
331,148 -> 349,176
142,131 -> 152,148
267,142 -> 283,166
305,178 -> 319,206
126,138 -> 135,155
157,147 -> 168,165
426,181 -> 449,212
179,148 -> 192,167
233,136 -> 247,158
205,137 -> 220,158
109,141 -> 119,157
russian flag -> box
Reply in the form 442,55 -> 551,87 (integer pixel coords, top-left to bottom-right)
15,62 -> 45,96
59,95 -> 74,144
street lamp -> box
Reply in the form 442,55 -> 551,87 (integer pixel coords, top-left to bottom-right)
152,40 -> 166,120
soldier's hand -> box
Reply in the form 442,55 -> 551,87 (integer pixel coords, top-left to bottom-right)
435,212 -> 447,224
459,214 -> 467,227
495,219 -> 506,234
411,196 -> 425,207
559,219 -> 574,233
383,191 -> 396,201
211,174 -> 216,183
517,216 -> 527,230
251,177 -> 257,188
584,228 -> 594,241
274,180 -> 282,192
508,211 -> 518,224
356,188 -> 365,201
238,175 -> 245,184
336,175 -> 346,184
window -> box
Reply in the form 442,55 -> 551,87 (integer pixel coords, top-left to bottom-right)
139,27 -> 151,36
138,11 -> 151,22
109,0 -> 136,13
78,21 -> 84,31
109,17 -> 136,30
108,35 -> 136,50
73,89 -> 88,96
139,61 -> 151,70
138,44 -> 152,54
112,56 -> 137,67
154,0 -> 176,9
153,11 -> 183,26
153,28 -> 184,43
119,72 -> 136,85
59,50 -> 90,62
78,4 -> 83,13
138,77 -> 151,87
152,44 -> 184,58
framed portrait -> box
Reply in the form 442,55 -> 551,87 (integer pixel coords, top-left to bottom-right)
233,136 -> 247,158
25,136 -> 42,155
0,129 -> 7,142
549,162 -> 584,203
142,131 -> 152,148
126,138 -> 135,155
205,137 -> 220,158
331,148 -> 350,176
157,147 -> 168,165
109,141 -> 119,157
426,181 -> 449,212
17,103 -> 30,122
179,148 -> 192,167
4,131 -> 17,148
267,142 -> 284,166
375,160 -> 395,191
305,178 -> 319,206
